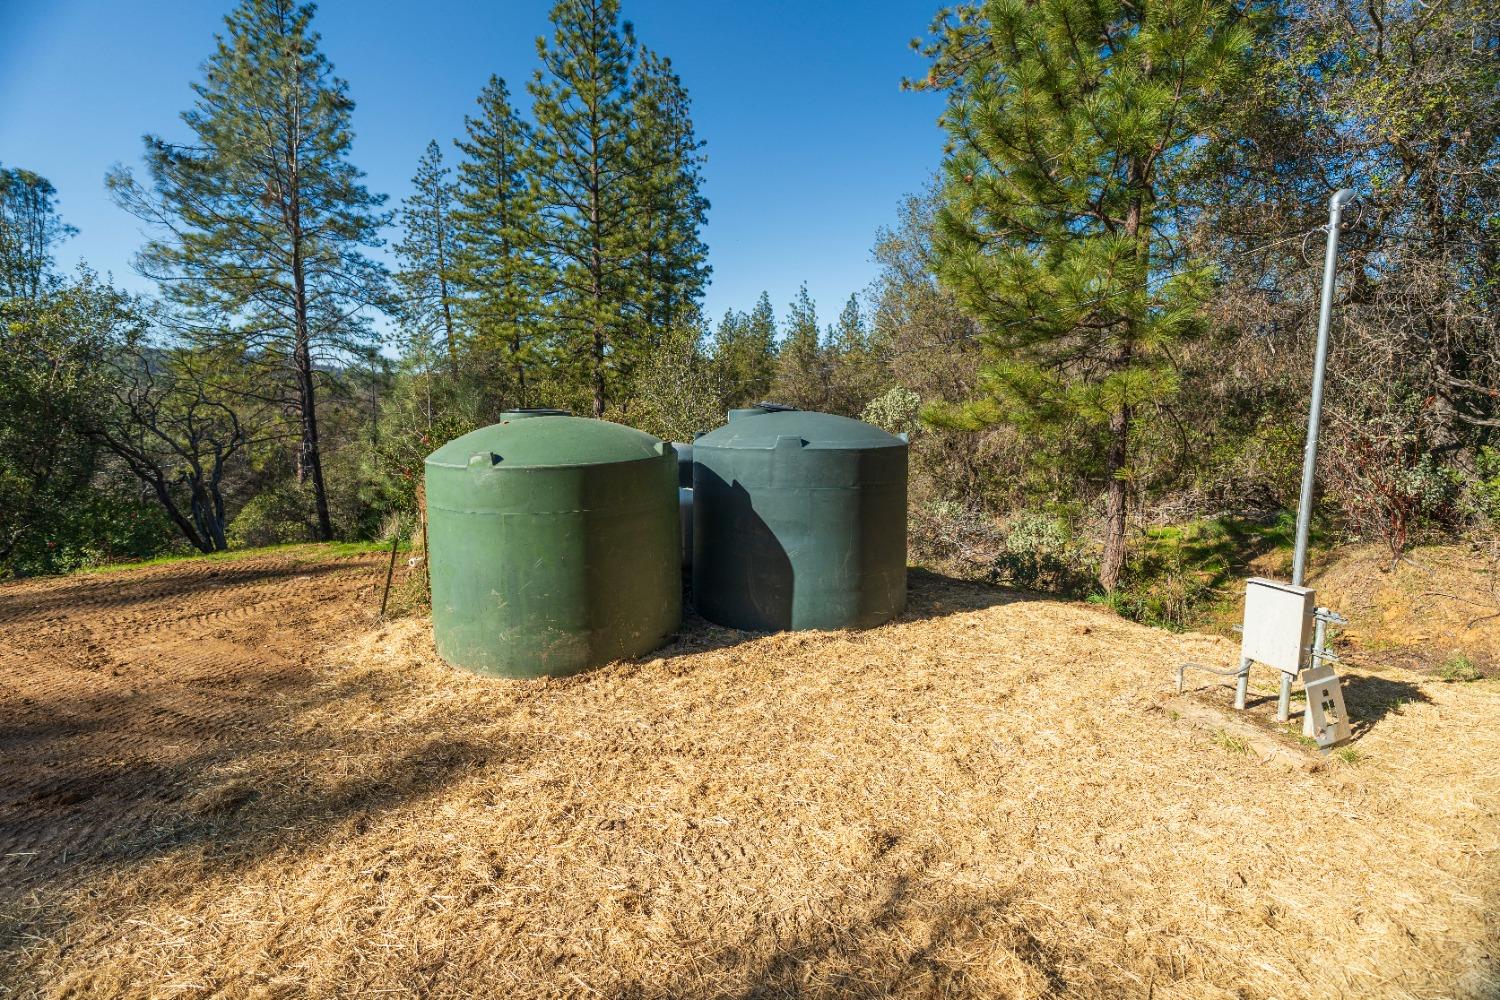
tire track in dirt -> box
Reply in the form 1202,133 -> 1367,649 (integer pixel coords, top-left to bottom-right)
0,550 -> 387,892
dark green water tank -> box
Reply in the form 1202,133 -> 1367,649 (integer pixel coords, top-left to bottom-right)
692,406 -> 908,631
425,411 -> 681,678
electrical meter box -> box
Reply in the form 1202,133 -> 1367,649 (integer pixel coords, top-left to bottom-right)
1240,578 -> 1315,675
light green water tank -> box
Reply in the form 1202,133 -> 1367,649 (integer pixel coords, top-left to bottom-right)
424,411 -> 681,678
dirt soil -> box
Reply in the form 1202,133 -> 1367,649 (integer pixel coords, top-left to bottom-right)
1,548 -> 1496,999
1308,542 -> 1500,674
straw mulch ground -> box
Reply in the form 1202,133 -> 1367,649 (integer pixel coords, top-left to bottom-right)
0,553 -> 1496,999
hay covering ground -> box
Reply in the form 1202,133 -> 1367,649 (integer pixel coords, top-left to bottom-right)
3,567 -> 1498,998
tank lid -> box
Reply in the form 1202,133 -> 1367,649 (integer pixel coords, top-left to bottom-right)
696,408 -> 906,451
727,401 -> 798,422
425,416 -> 668,470
500,408 -> 571,418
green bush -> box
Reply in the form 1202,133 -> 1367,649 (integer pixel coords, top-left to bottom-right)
988,510 -> 1094,594
3,487 -> 179,578
226,481 -> 319,549
1096,571 -> 1218,633
1466,447 -> 1500,526
861,386 -> 922,438
1438,654 -> 1483,682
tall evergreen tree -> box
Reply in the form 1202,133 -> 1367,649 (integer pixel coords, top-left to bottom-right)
629,49 -> 710,338
451,76 -> 547,411
528,0 -> 640,417
920,0 -> 1253,590
745,290 -> 779,392
770,284 -> 830,410
826,293 -> 886,416
0,166 -> 75,304
109,0 -> 388,541
393,140 -> 458,369
711,290 -> 777,406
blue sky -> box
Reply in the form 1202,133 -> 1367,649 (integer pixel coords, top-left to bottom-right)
0,0 -> 946,332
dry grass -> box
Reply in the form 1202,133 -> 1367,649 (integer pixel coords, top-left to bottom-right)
2,567 -> 1497,999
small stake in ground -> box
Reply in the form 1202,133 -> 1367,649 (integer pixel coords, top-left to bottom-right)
379,519 -> 401,621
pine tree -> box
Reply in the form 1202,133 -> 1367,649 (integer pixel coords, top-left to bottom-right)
711,290 -> 777,406
770,284 -> 830,410
393,140 -> 457,368
0,166 -> 75,304
629,49 -> 710,339
528,0 -> 640,417
109,0 -> 388,541
921,0 -> 1253,590
451,76 -> 547,411
826,294 -> 886,417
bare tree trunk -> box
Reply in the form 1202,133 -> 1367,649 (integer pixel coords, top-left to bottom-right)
513,331 -> 526,408
289,194 -> 333,541
292,249 -> 333,540
149,473 -> 213,554
295,344 -> 333,541
1099,395 -> 1131,592
437,211 -> 456,375
1100,182 -> 1147,593
285,44 -> 332,542
592,324 -> 606,418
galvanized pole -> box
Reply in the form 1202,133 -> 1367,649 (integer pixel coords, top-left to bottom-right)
1283,188 -> 1355,721
1291,188 -> 1355,589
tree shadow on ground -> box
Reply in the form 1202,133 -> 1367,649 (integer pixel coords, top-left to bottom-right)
0,560 -> 1063,993
0,673 -> 504,891
0,559 -> 358,625
600,866 -> 1098,1000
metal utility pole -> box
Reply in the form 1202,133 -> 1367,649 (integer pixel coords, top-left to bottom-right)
1291,188 -> 1356,588
1281,188 -> 1356,720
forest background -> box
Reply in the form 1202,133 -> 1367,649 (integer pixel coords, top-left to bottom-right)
1,0 -> 1495,630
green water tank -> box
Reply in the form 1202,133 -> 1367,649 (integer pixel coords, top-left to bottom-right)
692,406 -> 907,631
424,411 -> 681,678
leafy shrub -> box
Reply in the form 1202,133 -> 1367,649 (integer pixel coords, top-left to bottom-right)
861,386 -> 922,437
364,410 -> 476,531
622,326 -> 727,442
3,487 -> 178,577
1438,654 -> 1483,682
1096,571 -> 1218,632
988,511 -> 1094,594
226,481 -> 319,549
1465,447 -> 1500,527
908,496 -> 1003,572
1325,409 -> 1462,556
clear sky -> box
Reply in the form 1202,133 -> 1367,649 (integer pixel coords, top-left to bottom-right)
0,0 -> 946,332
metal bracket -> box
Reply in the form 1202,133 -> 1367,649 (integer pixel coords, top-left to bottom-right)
1177,604 -> 1350,733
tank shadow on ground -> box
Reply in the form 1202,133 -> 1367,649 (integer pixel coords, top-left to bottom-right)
656,568 -> 1038,662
